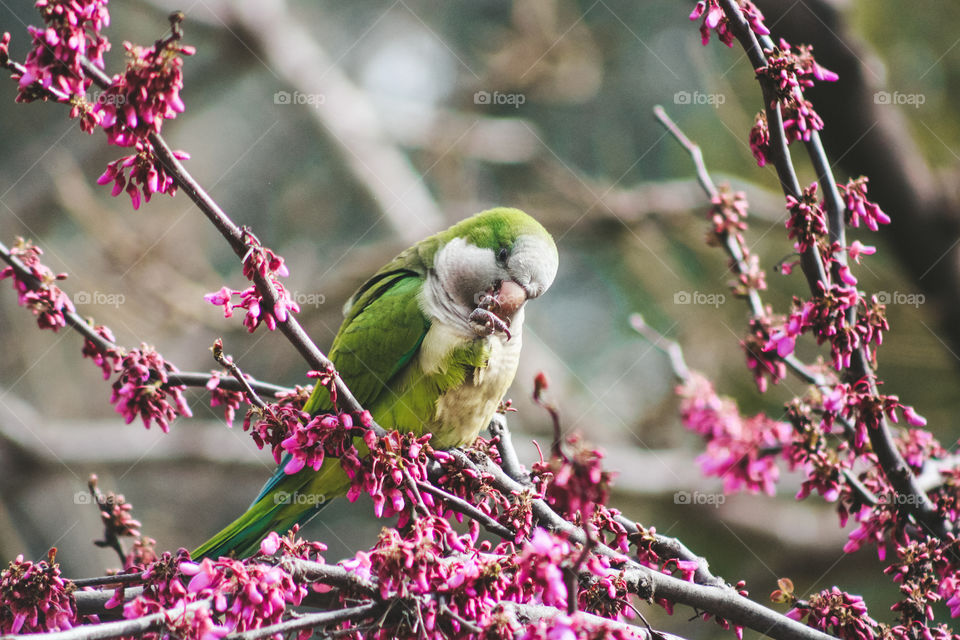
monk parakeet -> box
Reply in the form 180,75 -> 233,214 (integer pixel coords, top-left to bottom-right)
193,207 -> 558,558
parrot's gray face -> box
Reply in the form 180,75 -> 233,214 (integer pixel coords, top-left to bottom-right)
428,234 -> 558,339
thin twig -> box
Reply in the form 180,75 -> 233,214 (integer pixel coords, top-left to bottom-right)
211,338 -> 265,409
87,475 -> 126,565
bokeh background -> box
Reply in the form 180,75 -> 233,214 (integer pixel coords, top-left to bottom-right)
2,0 -> 960,637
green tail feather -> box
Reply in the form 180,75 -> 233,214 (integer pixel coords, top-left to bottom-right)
192,456 -> 351,559
190,495 -> 324,560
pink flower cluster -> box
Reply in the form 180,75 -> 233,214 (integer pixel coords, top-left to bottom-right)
689,0 -> 769,47
786,587 -> 877,640
340,516 -> 514,638
16,0 -> 110,100
0,237 -> 75,331
92,39 -> 192,145
785,183 -> 829,253
764,280 -> 888,372
179,556 -> 306,637
344,430 -> 433,523
744,38 -> 837,163
205,370 -> 248,428
110,343 -> 192,432
677,373 -> 792,495
243,402 -> 310,461
759,40 -> 838,140
281,411 -> 369,475
96,490 -> 142,539
97,142 -> 190,209
742,317 -> 787,392
0,549 -> 76,634
205,234 -> 300,333
749,112 -> 770,166
840,177 -> 891,231
257,526 -> 327,562
81,323 -> 119,379
707,186 -> 749,245
5,2 -> 193,209
819,381 -> 927,452
92,35 -> 194,205
533,434 -> 614,521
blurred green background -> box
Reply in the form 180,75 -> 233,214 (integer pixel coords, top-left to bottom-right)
2,0 -> 960,637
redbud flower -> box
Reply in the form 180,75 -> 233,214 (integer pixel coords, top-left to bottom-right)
840,177 -> 890,231
677,374 -> 791,495
785,183 -> 828,253
533,434 -> 614,520
743,317 -> 787,392
788,586 -> 878,640
690,0 -> 769,47
749,112 -> 770,167
205,235 -> 299,333
16,0 -> 110,101
0,238 -> 75,331
81,324 -> 119,379
97,142 -> 190,209
0,549 -> 76,634
110,344 -> 192,432
93,39 -> 193,146
847,240 -> 876,263
206,370 -> 247,427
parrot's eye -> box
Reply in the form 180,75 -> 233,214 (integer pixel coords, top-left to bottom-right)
497,247 -> 509,264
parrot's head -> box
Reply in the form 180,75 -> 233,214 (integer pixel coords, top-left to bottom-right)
429,207 -> 558,338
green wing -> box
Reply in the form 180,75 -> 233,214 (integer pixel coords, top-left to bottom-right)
304,270 -> 430,415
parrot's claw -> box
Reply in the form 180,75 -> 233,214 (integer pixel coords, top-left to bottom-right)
469,307 -> 512,340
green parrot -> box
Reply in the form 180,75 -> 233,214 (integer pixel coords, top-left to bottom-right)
192,207 -> 558,559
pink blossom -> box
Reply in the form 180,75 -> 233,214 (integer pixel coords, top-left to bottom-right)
749,112 -> 770,166
110,343 -> 192,432
97,141 -> 189,208
532,433 -> 614,520
690,0 -> 768,47
841,177 -> 891,231
785,182 -> 828,253
93,38 -> 193,146
677,373 -> 791,495
742,318 -> 786,393
847,240 -> 876,263
15,0 -> 110,102
788,586 -> 878,640
206,370 -> 247,427
204,235 -> 299,333
81,324 -> 119,379
0,238 -> 75,331
0,549 -> 76,634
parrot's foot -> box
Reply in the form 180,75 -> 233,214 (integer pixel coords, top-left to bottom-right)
469,306 -> 511,340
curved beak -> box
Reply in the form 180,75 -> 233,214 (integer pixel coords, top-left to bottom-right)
493,280 -> 527,322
